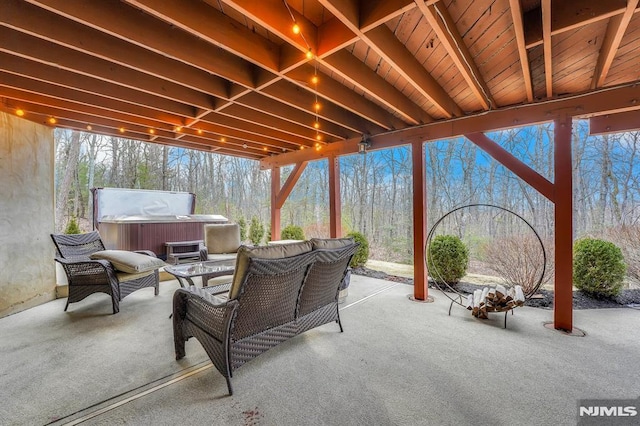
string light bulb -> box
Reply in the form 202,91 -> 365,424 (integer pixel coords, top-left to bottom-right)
315,134 -> 322,141
15,109 -> 25,117
220,136 -> 226,142
119,127 -> 125,133
311,75 -> 319,85
174,126 -> 182,132
48,117 -> 57,125
314,101 -> 321,111
292,23 -> 300,34
306,48 -> 313,60
86,125 -> 93,131
148,128 -> 155,134
197,129 -> 203,135
313,121 -> 320,129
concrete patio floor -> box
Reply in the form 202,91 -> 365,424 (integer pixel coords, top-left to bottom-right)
1,275 -> 639,426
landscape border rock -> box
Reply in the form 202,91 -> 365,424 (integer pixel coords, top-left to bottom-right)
352,267 -> 640,309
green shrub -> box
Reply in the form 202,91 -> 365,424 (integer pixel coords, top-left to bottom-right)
248,217 -> 264,246
281,225 -> 305,240
427,235 -> 469,284
64,217 -> 81,234
237,217 -> 247,242
573,238 -> 626,298
346,231 -> 369,267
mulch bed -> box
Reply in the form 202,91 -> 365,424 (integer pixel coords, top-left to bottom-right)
352,267 -> 640,310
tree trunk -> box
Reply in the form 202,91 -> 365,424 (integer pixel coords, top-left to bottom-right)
55,131 -> 81,232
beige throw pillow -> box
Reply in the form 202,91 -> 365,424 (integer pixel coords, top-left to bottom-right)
310,237 -> 354,250
204,223 -> 241,254
90,250 -> 165,274
229,241 -> 313,299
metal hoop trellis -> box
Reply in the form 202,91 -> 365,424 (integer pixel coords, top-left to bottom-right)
426,203 -> 547,310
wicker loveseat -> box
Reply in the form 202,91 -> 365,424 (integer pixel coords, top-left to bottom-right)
173,238 -> 358,395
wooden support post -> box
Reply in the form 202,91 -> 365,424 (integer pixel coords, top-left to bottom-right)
412,140 -> 430,301
553,117 -> 573,331
271,166 -> 281,241
328,155 -> 342,238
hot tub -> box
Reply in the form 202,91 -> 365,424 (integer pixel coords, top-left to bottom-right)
92,188 -> 228,257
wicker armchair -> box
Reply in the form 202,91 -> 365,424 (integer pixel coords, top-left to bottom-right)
173,241 -> 357,395
51,231 -> 160,314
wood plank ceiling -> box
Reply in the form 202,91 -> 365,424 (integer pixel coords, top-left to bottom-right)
1,0 -> 640,160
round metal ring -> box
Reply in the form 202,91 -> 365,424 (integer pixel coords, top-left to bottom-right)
425,203 -> 547,307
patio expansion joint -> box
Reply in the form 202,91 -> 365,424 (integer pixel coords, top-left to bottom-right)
339,283 -> 401,311
46,361 -> 213,426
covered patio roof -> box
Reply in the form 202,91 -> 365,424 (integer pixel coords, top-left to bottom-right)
2,0 -> 640,158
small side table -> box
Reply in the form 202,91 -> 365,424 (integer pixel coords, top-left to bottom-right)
165,259 -> 235,289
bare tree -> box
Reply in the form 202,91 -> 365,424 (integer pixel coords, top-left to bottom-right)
54,130 -> 81,231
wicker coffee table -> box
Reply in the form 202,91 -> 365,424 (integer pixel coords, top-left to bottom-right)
165,259 -> 235,289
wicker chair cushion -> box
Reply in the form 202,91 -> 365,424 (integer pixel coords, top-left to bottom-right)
90,250 -> 165,274
205,223 -> 241,254
229,241 -> 313,299
115,270 -> 156,282
310,237 -> 354,249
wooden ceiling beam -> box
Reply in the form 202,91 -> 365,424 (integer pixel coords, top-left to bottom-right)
121,0 -> 401,132
20,0 -> 362,144
260,82 -> 640,168
217,103 -> 339,142
524,0 -> 629,49
0,72 -> 183,126
360,0 -> 418,32
317,17 -> 358,57
320,0 -> 460,118
591,0 -> 640,89
0,87 -> 179,132
285,66 -> 407,130
0,92 -> 285,155
189,120 -> 300,151
509,0 -> 534,102
322,50 -> 432,125
415,1 -> 494,110
258,80 -> 385,135
22,0 -> 256,88
0,99 -> 176,139
245,67 -> 372,136
123,0 -> 281,72
0,53 -> 198,118
0,0 -> 232,99
220,0 -> 426,125
233,91 -> 358,139
316,1 -> 418,56
200,111 -> 316,147
0,29 -> 218,111
207,0 -> 317,59
589,110 -> 640,135
365,25 -> 462,118
155,134 -> 267,158
541,0 -> 553,99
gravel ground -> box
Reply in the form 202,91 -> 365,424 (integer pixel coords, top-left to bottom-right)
352,267 -> 640,310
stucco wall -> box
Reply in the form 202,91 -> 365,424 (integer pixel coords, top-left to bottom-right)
0,112 -> 56,317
